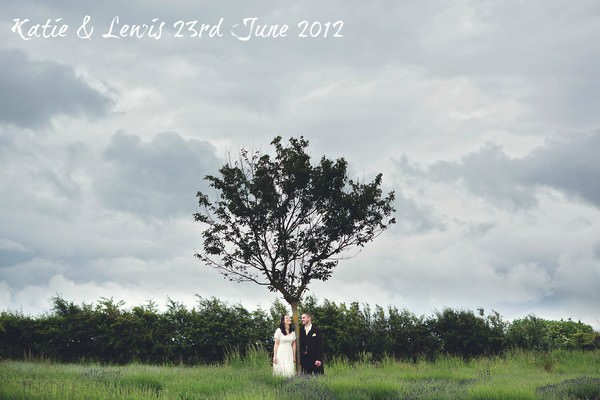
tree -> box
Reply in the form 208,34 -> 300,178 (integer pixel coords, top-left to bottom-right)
194,136 -> 396,372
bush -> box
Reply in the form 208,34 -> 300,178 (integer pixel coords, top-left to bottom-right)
0,296 -> 597,364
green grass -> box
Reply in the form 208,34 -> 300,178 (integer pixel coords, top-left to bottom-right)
1,350 -> 599,399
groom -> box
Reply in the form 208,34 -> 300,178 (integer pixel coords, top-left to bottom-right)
300,312 -> 324,374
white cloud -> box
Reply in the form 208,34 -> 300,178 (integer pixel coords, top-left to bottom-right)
1,0 -> 600,331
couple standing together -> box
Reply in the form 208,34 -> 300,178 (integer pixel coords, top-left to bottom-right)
273,312 -> 324,377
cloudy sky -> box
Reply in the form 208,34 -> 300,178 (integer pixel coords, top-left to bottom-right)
1,1 -> 599,329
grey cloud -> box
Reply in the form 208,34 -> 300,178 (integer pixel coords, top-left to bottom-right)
398,132 -> 600,209
393,190 -> 445,234
517,134 -> 600,206
0,128 -> 87,219
595,243 -> 600,261
0,239 -> 34,269
95,132 -> 220,218
0,258 -> 66,288
0,49 -> 112,127
0,250 -> 34,269
3,0 -> 600,329
0,128 -> 211,273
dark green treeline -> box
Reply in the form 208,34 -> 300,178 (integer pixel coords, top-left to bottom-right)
1,296 -> 599,364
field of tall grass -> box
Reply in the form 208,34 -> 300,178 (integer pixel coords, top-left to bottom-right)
1,349 -> 599,399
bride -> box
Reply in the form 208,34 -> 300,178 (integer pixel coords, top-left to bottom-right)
272,314 -> 296,377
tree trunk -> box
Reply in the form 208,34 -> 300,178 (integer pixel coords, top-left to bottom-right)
290,301 -> 301,375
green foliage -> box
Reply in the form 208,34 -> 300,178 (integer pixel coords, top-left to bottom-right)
0,296 -> 598,365
546,319 -> 595,350
0,296 -> 276,365
269,299 -> 289,326
507,315 -> 596,352
432,308 -> 507,359
194,136 -> 396,305
508,315 -> 552,351
573,331 -> 600,350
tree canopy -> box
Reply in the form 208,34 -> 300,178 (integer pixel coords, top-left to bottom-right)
194,136 -> 396,306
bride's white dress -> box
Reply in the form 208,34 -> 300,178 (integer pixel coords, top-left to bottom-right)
273,328 -> 296,377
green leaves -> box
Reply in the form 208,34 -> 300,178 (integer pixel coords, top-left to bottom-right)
195,136 -> 396,303
1,297 -> 599,364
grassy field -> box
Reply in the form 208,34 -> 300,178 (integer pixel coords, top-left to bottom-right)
1,349 -> 599,399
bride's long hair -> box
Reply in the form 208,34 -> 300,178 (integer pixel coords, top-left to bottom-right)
279,315 -> 294,335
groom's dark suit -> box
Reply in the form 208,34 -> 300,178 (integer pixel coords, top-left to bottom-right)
300,324 -> 324,374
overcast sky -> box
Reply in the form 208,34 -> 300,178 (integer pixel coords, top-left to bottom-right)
1,1 -> 599,329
